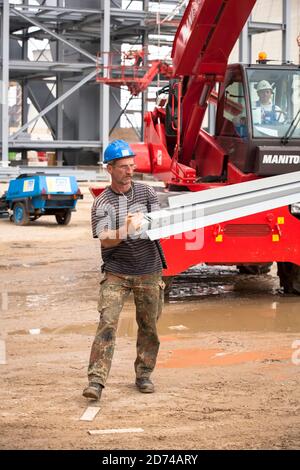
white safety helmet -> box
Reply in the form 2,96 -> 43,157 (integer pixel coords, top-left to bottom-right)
256,80 -> 273,92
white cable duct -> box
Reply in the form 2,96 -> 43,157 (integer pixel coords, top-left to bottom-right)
141,171 -> 300,240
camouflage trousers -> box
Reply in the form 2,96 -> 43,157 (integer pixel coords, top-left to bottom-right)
87,271 -> 164,387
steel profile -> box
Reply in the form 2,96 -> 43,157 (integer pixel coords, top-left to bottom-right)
143,171 -> 300,240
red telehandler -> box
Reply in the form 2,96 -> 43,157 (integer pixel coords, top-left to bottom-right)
97,0 -> 300,294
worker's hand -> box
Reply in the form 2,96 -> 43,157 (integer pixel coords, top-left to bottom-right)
125,212 -> 144,235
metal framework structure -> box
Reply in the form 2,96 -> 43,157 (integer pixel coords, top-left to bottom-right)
0,0 -> 293,167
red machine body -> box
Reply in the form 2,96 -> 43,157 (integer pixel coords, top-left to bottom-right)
92,0 -> 300,293
131,0 -> 300,292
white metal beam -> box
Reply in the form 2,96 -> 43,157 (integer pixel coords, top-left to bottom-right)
144,172 -> 300,240
169,171 -> 300,208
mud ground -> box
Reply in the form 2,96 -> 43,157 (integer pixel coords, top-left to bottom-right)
0,181 -> 299,450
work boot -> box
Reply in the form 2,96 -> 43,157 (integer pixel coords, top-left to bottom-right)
82,382 -> 103,400
135,377 -> 154,393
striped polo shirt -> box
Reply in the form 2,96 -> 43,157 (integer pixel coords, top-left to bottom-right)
91,181 -> 164,275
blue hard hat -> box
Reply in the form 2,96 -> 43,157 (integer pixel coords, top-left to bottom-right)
103,139 -> 135,164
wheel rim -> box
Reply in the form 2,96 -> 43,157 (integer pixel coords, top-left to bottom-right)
15,206 -> 24,222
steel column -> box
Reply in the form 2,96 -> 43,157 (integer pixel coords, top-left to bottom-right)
99,0 -> 110,162
141,0 -> 149,140
21,2 -> 29,163
282,0 -> 292,63
56,0 -> 64,166
1,0 -> 9,166
239,20 -> 250,63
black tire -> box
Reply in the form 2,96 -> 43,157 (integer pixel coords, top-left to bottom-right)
55,210 -> 72,225
237,263 -> 273,275
13,202 -> 29,226
277,262 -> 300,294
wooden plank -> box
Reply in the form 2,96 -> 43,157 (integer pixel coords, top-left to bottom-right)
88,428 -> 144,435
80,406 -> 101,422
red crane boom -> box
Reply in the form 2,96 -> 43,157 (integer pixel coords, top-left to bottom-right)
172,0 -> 256,164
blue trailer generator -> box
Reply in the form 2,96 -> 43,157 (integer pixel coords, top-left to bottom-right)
1,173 -> 83,225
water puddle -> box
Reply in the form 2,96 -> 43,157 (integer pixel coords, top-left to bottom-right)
8,323 -> 97,337
4,264 -> 300,337
7,294 -> 300,337
158,297 -> 300,333
157,347 -> 292,368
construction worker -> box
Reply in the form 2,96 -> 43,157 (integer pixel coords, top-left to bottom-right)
253,80 -> 285,125
83,139 -> 166,401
